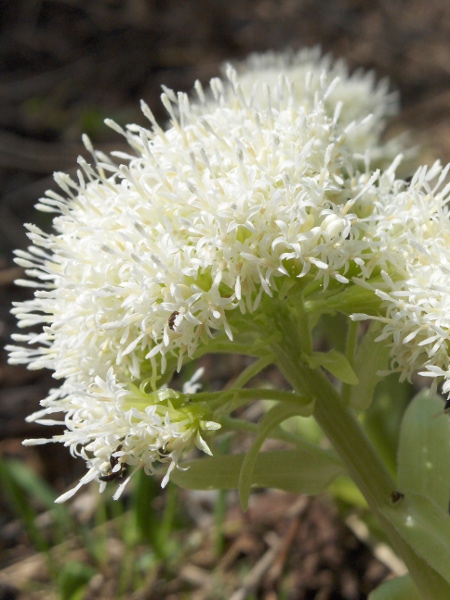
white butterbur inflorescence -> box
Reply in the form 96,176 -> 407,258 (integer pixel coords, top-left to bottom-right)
352,161 -> 450,391
8,47 -> 450,501
22,366 -> 219,502
226,48 -> 401,165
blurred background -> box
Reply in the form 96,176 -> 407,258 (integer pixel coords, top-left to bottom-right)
0,1 -> 449,598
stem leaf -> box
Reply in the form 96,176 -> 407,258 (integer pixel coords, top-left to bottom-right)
397,392 -> 450,512
380,491 -> 450,586
238,402 -> 314,510
349,323 -> 390,411
305,350 -> 359,385
171,446 -> 344,495
368,574 -> 421,600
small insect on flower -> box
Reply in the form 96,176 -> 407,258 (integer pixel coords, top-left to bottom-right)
99,445 -> 125,482
168,310 -> 180,331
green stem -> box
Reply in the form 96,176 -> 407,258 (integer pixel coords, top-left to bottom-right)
229,356 -> 274,390
271,305 -> 449,600
220,415 -> 317,447
342,320 -> 359,404
191,387 -> 307,409
276,346 -> 396,508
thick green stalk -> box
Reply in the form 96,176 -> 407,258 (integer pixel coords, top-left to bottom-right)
271,306 -> 449,600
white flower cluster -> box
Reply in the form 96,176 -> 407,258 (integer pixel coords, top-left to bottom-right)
8,47 -> 450,499
9,50 -> 399,379
24,367 -> 219,502
228,48 -> 400,165
352,160 -> 450,392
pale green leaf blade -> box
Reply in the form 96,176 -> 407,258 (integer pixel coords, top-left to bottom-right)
350,323 -> 390,411
397,392 -> 450,511
305,350 -> 359,385
380,491 -> 450,585
368,574 -> 421,600
238,402 -> 314,510
171,447 -> 344,494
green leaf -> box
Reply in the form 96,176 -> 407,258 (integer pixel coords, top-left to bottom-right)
349,323 -> 390,411
397,392 -> 450,512
329,476 -> 368,509
1,458 -> 58,508
58,562 -> 96,600
304,350 -> 359,385
0,458 -> 73,549
171,446 -> 344,495
380,491 -> 450,585
368,574 -> 421,600
361,375 -> 411,476
238,402 -> 314,510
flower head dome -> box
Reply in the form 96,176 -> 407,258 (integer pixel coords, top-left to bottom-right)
214,47 -> 401,165
351,161 -> 450,394
7,49 -> 405,499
